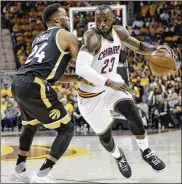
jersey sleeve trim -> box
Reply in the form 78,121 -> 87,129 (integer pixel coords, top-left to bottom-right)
55,29 -> 70,54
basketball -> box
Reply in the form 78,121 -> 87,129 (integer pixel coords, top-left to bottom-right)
148,47 -> 176,75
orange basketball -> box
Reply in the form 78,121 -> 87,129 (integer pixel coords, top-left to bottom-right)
148,47 -> 176,75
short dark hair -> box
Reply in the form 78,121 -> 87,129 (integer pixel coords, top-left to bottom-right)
95,4 -> 113,14
42,3 -> 61,24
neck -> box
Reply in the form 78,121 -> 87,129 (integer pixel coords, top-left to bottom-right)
102,29 -> 113,41
47,23 -> 62,29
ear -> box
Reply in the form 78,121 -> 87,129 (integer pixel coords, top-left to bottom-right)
54,16 -> 59,23
113,16 -> 115,23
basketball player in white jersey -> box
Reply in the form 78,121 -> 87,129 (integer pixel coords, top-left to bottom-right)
75,5 -> 175,178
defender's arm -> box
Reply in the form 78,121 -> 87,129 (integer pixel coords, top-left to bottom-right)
57,30 -> 80,82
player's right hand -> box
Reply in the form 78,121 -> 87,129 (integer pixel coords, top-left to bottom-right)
105,79 -> 134,95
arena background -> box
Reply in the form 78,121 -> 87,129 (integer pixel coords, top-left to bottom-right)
1,1 -> 182,133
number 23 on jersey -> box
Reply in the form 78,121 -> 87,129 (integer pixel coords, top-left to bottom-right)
101,57 -> 115,74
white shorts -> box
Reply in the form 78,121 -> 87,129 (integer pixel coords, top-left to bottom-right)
77,74 -> 133,135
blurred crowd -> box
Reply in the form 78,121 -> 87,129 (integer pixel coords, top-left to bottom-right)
1,1 -> 181,132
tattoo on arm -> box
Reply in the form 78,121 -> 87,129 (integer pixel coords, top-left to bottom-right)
114,25 -> 157,55
122,36 -> 156,55
81,29 -> 101,55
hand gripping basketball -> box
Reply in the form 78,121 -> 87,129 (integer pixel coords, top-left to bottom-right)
149,45 -> 176,75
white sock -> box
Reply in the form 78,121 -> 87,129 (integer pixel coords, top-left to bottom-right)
135,137 -> 149,151
111,146 -> 121,158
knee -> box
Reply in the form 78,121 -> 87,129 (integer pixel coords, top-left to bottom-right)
19,124 -> 40,151
99,128 -> 115,152
55,121 -> 74,137
99,128 -> 112,143
115,100 -> 145,135
22,124 -> 40,134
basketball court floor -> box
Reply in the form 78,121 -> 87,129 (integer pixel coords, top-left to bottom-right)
1,129 -> 181,183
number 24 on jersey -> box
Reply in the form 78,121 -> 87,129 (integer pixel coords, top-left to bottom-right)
25,43 -> 48,64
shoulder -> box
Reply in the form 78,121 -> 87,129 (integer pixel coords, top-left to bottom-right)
81,28 -> 101,54
113,25 -> 130,41
82,28 -> 101,44
57,29 -> 78,41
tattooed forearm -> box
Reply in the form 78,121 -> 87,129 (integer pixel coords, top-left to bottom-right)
140,42 -> 158,54
122,36 -> 157,55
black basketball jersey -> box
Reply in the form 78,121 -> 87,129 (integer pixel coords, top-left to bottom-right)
17,27 -> 71,83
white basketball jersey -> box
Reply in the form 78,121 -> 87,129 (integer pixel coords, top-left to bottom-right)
79,28 -> 122,93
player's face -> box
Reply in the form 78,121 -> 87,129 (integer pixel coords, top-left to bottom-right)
95,9 -> 114,35
55,8 -> 70,30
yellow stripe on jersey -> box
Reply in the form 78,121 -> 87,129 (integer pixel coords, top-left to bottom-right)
46,52 -> 64,80
55,29 -> 70,54
22,119 -> 40,126
34,77 -> 52,108
43,114 -> 70,129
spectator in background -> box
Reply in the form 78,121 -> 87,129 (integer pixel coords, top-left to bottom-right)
1,101 -> 18,131
172,97 -> 182,124
1,82 -> 12,97
169,95 -> 181,128
1,98 -> 7,119
136,97 -> 149,127
61,98 -> 74,117
72,103 -> 83,132
156,96 -> 171,129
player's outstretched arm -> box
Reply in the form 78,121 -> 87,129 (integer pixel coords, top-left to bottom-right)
114,25 -> 157,55
114,25 -> 175,57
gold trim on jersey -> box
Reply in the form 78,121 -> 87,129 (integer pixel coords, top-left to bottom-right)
34,77 -> 52,108
78,89 -> 105,98
46,52 -> 64,80
22,119 -> 40,126
43,114 -> 70,129
96,120 -> 115,136
55,29 -> 70,54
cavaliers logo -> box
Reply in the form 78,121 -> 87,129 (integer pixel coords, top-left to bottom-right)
49,109 -> 60,120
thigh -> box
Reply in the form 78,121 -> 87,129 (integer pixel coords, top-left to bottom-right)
13,76 -> 70,129
104,87 -> 133,111
78,95 -> 113,135
104,73 -> 133,110
19,106 -> 40,126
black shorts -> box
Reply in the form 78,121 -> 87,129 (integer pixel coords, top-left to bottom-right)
11,75 -> 70,129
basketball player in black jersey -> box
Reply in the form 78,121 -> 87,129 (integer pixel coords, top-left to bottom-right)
10,4 -> 80,183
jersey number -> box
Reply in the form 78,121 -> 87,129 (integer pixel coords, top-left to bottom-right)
25,43 -> 48,64
101,57 -> 115,74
